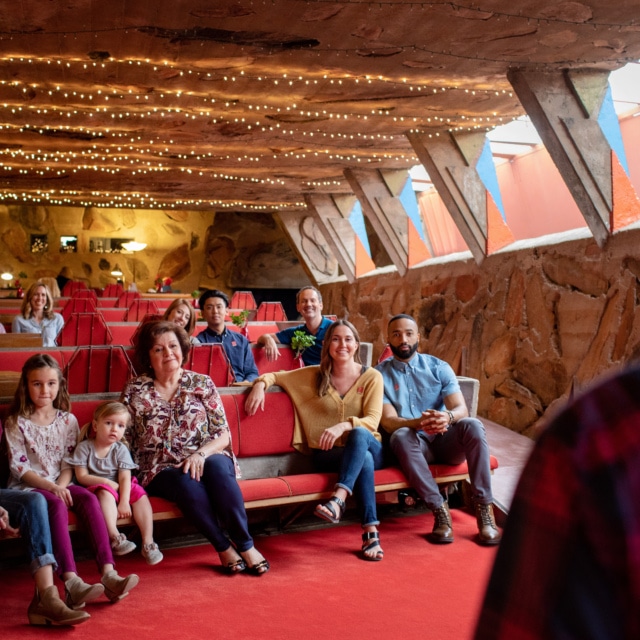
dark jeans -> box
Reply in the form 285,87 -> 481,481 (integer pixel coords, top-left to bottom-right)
313,427 -> 384,527
146,454 -> 254,553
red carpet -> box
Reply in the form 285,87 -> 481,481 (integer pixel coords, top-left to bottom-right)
0,509 -> 497,640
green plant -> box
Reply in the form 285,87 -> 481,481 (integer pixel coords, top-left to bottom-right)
290,330 -> 316,358
230,309 -> 250,327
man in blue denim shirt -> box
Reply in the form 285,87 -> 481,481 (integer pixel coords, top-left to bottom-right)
375,314 -> 500,546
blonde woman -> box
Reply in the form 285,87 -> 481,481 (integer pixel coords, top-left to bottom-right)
12,283 -> 64,347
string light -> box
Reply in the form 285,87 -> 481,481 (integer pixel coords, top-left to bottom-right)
0,52 -> 520,212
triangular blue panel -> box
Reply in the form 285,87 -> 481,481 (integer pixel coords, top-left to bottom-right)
598,86 -> 630,176
476,139 -> 506,221
348,200 -> 372,257
398,177 -> 426,242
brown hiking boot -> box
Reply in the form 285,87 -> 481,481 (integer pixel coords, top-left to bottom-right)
428,502 -> 454,544
475,503 -> 502,545
28,586 -> 90,626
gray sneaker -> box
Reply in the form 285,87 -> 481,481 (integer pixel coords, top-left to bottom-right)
111,532 -> 136,556
142,542 -> 164,566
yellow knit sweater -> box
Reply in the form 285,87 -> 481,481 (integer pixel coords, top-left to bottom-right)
257,366 -> 383,454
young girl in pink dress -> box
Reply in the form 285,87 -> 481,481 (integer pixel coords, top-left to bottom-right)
66,401 -> 163,565
5,354 -> 139,608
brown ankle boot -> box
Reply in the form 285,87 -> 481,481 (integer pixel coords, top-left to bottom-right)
475,503 -> 502,545
428,502 -> 454,543
28,586 -> 91,626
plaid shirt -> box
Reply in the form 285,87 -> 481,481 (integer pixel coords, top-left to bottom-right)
475,366 -> 640,640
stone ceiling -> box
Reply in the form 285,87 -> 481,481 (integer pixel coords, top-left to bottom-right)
1,1 -> 639,214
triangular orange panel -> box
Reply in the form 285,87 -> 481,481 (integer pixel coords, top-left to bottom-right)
354,236 -> 376,278
407,219 -> 431,267
486,194 -> 514,255
611,151 -> 640,231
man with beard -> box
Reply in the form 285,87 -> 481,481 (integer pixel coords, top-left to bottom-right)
375,314 -> 501,546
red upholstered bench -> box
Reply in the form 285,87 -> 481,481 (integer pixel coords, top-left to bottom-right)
0,376 -> 498,532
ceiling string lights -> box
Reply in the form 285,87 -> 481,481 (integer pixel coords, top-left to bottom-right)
0,50 -> 521,210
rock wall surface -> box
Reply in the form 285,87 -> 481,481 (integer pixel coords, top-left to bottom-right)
0,205 -> 307,295
320,226 -> 640,438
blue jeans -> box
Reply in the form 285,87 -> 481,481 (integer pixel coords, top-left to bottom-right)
0,489 -> 57,575
313,427 -> 384,527
146,454 -> 254,553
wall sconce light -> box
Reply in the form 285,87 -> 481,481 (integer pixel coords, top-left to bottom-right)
110,264 -> 123,277
121,241 -> 147,253
1,272 -> 14,287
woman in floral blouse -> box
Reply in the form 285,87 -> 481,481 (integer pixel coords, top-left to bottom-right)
121,320 -> 269,576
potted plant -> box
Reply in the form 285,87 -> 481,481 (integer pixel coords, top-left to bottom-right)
230,309 -> 251,338
290,330 -> 316,366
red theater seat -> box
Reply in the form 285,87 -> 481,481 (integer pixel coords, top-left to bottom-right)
64,346 -> 136,394
61,281 -> 87,297
255,301 -> 287,321
251,345 -> 303,375
61,296 -> 97,321
102,283 -> 124,298
57,312 -> 113,346
124,299 -> 160,322
230,291 -> 257,310
129,313 -> 164,346
115,291 -> 141,308
71,289 -> 98,302
185,344 -> 234,387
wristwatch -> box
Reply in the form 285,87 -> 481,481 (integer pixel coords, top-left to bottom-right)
197,451 -> 206,458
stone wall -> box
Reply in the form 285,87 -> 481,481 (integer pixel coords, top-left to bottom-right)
0,205 -> 308,295
320,225 -> 640,438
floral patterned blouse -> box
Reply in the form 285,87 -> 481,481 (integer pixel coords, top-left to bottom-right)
5,411 -> 79,490
121,370 -> 238,487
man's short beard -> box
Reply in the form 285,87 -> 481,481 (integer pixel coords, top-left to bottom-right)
390,342 -> 419,360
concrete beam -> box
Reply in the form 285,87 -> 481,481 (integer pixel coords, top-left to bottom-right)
304,194 -> 355,282
407,131 -> 514,263
508,68 -> 640,245
344,168 -> 431,276
275,210 -> 340,285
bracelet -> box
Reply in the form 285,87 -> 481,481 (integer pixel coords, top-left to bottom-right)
445,410 -> 455,425
196,451 -> 206,458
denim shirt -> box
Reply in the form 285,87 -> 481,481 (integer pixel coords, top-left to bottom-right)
375,352 -> 460,421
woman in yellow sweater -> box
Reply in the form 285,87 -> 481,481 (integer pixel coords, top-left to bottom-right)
245,319 -> 385,561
